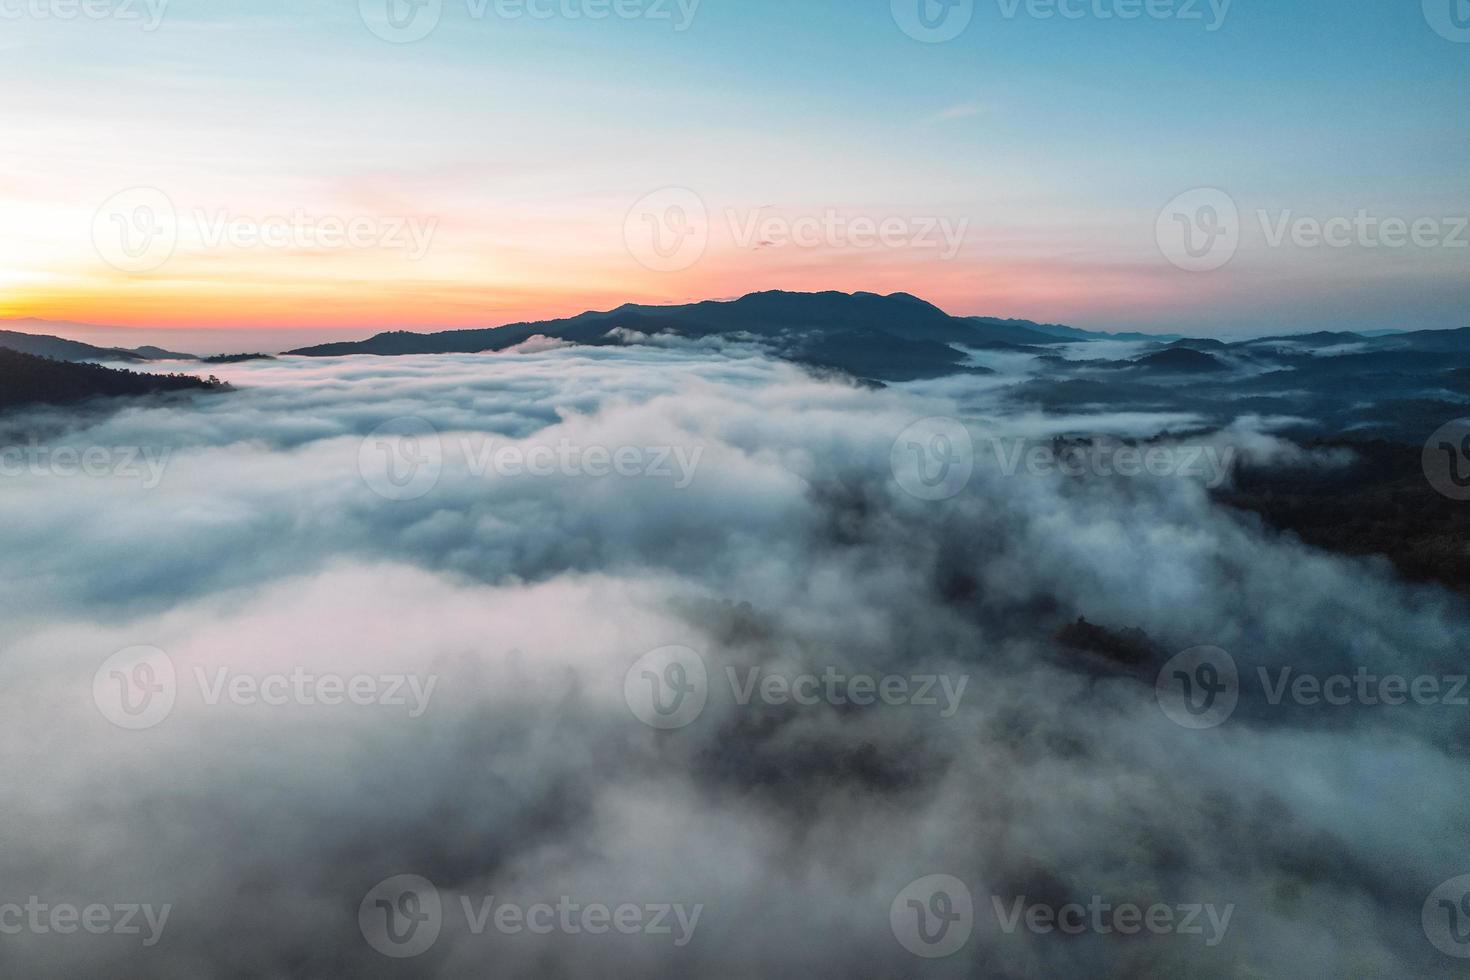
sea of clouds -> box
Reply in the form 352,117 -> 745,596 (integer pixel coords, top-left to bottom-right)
0,341 -> 1467,977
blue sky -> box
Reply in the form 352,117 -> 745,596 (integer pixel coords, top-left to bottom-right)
1,0 -> 1466,336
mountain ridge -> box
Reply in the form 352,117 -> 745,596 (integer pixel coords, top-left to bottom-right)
284,290 -> 1091,381
0,328 -> 196,364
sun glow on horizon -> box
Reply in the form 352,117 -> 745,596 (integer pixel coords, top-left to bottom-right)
1,1 -> 1465,341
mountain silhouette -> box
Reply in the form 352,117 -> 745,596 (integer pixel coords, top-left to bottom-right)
285,290 -> 1105,381
0,329 -> 195,364
0,348 -> 227,412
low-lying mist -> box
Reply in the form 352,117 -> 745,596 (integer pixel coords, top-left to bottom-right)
2,342 -> 1467,977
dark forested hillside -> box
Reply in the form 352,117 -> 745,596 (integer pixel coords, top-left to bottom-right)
1216,439 -> 1470,597
0,348 -> 228,411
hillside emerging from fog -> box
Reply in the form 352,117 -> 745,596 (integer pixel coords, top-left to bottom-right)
5,289 -> 1469,595
0,348 -> 228,412
286,290 -> 1161,381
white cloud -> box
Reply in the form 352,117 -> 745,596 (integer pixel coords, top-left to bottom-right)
0,346 -> 1465,976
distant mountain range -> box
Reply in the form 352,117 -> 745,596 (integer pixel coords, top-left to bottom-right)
281,288 -> 1468,382
5,292 -> 1468,595
284,290 -> 1178,382
965,316 -> 1171,344
0,329 -> 196,364
5,290 -> 1468,386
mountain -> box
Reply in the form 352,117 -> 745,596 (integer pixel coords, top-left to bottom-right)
0,329 -> 148,363
1164,338 -> 1228,351
0,329 -> 196,363
1238,331 -> 1366,350
966,316 -> 1176,344
1131,348 -> 1228,373
0,348 -> 228,412
789,326 -> 989,382
287,290 -> 1120,382
133,345 -> 200,360
203,353 -> 276,364
1374,326 -> 1470,353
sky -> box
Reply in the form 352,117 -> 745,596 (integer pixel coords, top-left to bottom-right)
1,0 -> 1467,342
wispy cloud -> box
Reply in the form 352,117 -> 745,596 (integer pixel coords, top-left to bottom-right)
922,102 -> 991,125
